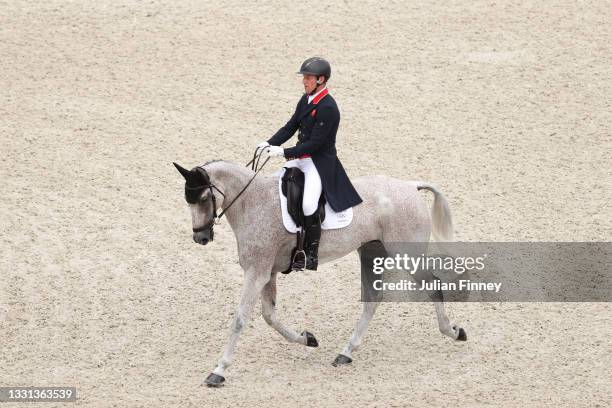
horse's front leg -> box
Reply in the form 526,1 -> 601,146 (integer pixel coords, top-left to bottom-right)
261,272 -> 319,347
205,267 -> 270,387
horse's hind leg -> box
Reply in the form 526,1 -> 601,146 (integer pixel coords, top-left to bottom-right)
380,204 -> 466,342
431,290 -> 467,341
333,301 -> 379,366
261,272 -> 319,347
333,243 -> 384,366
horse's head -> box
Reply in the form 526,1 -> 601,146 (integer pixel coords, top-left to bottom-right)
173,162 -> 222,245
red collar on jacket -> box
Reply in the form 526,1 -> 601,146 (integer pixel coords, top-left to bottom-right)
309,87 -> 329,105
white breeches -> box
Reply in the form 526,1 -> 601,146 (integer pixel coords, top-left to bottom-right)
283,157 -> 322,216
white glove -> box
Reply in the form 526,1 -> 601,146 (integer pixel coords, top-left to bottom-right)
265,145 -> 284,157
256,141 -> 270,152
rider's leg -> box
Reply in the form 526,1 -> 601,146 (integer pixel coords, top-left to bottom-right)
283,158 -> 300,170
285,158 -> 311,272
300,158 -> 322,270
300,158 -> 322,216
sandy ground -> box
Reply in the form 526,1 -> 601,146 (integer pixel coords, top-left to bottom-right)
1,1 -> 611,406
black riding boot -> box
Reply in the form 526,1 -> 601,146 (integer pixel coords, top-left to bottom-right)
303,213 -> 321,271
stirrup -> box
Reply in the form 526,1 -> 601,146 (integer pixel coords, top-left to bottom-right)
290,249 -> 306,271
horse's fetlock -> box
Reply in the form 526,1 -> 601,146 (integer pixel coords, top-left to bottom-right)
219,357 -> 231,370
262,312 -> 274,325
232,316 -> 244,332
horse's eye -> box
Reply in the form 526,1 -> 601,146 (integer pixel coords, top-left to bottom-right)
200,196 -> 209,203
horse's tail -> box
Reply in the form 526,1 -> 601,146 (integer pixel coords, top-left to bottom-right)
416,182 -> 454,242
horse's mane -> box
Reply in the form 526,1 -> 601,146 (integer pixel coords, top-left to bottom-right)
201,159 -> 225,167
199,158 -> 256,177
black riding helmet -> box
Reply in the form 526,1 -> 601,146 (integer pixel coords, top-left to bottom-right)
297,57 -> 331,82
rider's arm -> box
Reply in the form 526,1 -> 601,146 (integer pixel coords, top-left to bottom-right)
283,105 -> 337,158
267,98 -> 303,146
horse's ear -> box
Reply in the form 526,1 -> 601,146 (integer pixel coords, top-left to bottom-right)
173,162 -> 192,180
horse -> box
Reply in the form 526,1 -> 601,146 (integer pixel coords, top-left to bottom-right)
173,159 -> 466,387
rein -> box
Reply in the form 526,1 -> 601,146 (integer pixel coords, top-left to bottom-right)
200,148 -> 271,224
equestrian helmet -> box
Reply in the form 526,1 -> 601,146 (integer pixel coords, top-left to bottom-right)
297,57 -> 331,82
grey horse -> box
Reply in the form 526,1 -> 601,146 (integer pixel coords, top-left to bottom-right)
173,159 -> 466,387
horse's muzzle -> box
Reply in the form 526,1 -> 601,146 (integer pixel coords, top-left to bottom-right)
193,229 -> 213,245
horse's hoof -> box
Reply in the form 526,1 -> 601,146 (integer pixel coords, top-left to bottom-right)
205,373 -> 225,387
457,327 -> 467,341
301,331 -> 319,347
332,354 -> 352,367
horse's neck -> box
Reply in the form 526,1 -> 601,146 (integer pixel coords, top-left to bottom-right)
205,161 -> 256,224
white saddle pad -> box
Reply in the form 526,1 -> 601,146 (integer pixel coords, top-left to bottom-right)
273,167 -> 353,234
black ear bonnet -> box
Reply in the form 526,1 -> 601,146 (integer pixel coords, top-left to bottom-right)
185,167 -> 211,204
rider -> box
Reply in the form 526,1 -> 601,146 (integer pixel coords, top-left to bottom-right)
257,57 -> 363,271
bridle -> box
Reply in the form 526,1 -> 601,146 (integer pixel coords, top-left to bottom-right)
190,148 -> 271,235
188,180 -> 225,233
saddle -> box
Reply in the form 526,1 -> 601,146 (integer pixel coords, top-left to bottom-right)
281,167 -> 326,227
280,167 -> 326,274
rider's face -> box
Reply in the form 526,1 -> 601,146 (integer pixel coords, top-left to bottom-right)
302,74 -> 322,94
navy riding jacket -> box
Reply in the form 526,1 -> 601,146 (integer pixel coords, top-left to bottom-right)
267,92 -> 363,212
